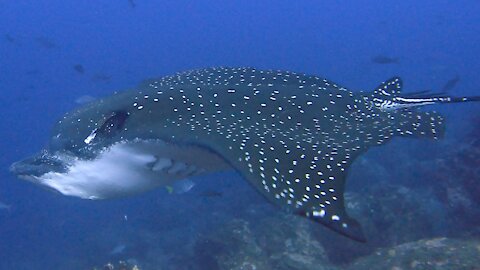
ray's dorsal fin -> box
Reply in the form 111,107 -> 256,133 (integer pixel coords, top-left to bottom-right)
370,77 -> 403,108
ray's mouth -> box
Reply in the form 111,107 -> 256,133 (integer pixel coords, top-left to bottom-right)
10,150 -> 70,179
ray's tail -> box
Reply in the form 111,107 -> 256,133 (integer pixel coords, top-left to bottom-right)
395,95 -> 480,106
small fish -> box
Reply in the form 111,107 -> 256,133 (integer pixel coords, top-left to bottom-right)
25,69 -> 40,76
35,36 -> 57,49
441,75 -> 460,92
10,67 -> 480,242
128,0 -> 136,8
73,64 -> 85,74
200,190 -> 223,198
75,95 -> 97,105
5,34 -> 15,43
166,179 -> 196,194
109,244 -> 127,255
91,74 -> 111,83
372,55 -> 399,64
0,201 -> 11,211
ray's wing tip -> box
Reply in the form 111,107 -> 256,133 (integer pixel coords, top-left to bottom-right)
330,217 -> 367,243
342,219 -> 367,243
304,211 -> 367,242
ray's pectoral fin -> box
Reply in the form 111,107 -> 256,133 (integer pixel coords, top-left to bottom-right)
235,142 -> 367,242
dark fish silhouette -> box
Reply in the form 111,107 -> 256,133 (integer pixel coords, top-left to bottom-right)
91,73 -> 111,82
441,75 -> 460,92
25,69 -> 40,75
74,64 -> 85,74
10,67 -> 480,242
200,190 -> 223,198
372,55 -> 399,64
128,0 -> 136,8
35,37 -> 57,49
5,34 -> 15,43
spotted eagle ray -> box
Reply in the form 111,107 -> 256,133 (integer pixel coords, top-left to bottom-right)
10,67 -> 480,242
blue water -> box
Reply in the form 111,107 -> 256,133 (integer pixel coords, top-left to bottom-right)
1,1 -> 479,269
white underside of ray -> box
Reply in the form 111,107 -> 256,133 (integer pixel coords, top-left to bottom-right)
22,140 -> 229,199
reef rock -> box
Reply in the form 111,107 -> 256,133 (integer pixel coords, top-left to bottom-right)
316,183 -> 448,264
193,214 -> 338,270
347,237 -> 480,270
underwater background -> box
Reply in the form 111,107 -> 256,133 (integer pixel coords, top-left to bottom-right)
0,1 -> 479,269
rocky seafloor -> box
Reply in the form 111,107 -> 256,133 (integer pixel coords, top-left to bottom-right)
92,214 -> 480,270
91,184 -> 480,270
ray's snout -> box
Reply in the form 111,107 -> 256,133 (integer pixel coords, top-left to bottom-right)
10,151 -> 68,178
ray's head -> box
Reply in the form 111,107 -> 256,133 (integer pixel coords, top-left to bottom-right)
10,93 -> 153,198
10,88 -> 229,200
49,94 -> 135,155
11,94 -> 127,172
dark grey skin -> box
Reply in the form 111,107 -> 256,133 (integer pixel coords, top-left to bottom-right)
11,67 -> 480,242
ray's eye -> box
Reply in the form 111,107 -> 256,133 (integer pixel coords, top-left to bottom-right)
97,110 -> 129,137
84,110 -> 130,144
